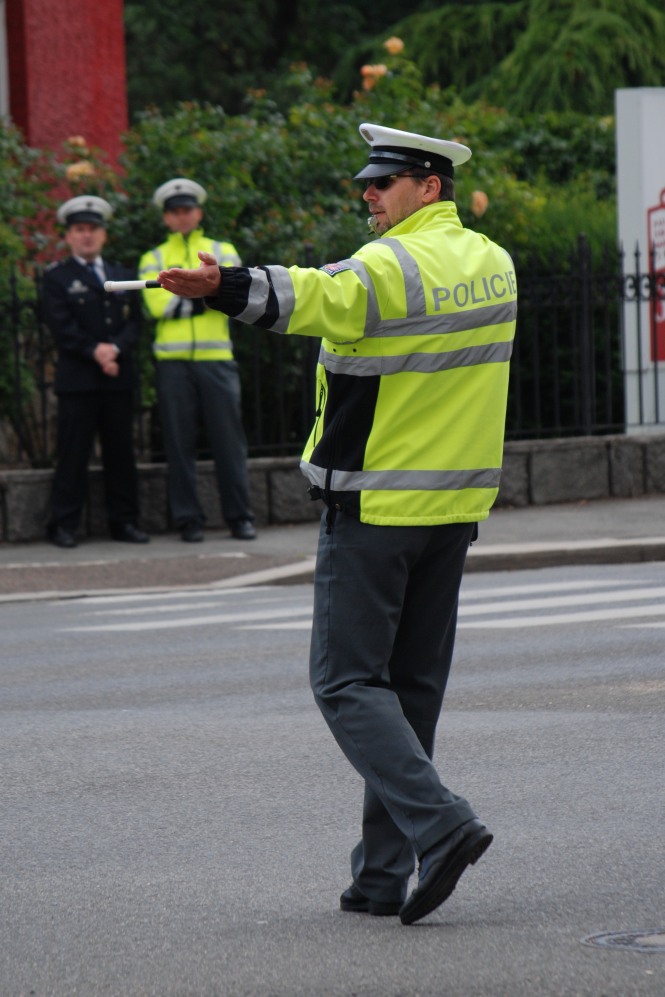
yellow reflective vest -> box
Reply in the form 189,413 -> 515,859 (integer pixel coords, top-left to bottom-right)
210,201 -> 517,526
139,229 -> 240,361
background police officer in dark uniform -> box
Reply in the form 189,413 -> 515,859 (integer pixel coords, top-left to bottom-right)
43,196 -> 149,548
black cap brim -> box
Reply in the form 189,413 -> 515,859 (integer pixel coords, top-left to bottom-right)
65,211 -> 106,227
353,144 -> 455,181
163,195 -> 199,210
354,162 -> 414,180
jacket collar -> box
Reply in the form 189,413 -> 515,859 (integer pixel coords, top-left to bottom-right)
166,228 -> 205,244
385,200 -> 461,238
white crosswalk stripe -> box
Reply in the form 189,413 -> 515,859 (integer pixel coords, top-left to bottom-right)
458,578 -> 665,629
57,574 -> 665,633
62,588 -> 313,633
459,602 -> 665,629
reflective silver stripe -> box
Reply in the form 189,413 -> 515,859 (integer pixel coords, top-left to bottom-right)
235,265 -> 295,333
264,265 -> 296,334
301,461 -> 501,492
371,300 -> 518,338
380,238 -> 426,316
235,269 -> 271,325
190,340 -> 233,351
213,240 -> 241,267
321,340 -> 513,376
139,248 -> 163,276
165,296 -> 189,318
153,340 -> 232,353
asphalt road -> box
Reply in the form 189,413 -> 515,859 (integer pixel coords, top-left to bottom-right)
2,561 -> 665,996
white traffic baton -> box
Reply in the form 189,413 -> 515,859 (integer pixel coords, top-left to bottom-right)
104,279 -> 162,292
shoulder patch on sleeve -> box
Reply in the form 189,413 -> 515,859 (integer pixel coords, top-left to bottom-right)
320,262 -> 351,277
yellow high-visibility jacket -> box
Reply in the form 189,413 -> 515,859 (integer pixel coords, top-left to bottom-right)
139,229 -> 240,361
207,201 -> 517,525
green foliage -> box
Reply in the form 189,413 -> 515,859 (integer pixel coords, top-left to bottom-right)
486,0 -> 665,114
0,123 -> 58,460
124,0 -> 283,119
333,2 -> 529,102
123,0 -> 421,119
123,0 -> 665,121
113,72 -> 368,269
0,120 -> 57,263
323,0 -> 665,117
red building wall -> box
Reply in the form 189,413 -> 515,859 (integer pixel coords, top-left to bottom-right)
5,0 -> 128,160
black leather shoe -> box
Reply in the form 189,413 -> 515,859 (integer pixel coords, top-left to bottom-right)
181,523 -> 204,543
399,818 -> 493,925
49,526 -> 77,549
340,884 -> 402,917
231,519 -> 256,540
112,524 -> 150,544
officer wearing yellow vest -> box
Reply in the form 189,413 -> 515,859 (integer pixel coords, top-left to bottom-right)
158,125 -> 517,925
139,178 -> 255,542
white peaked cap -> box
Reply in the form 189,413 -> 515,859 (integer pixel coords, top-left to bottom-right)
57,195 -> 113,226
153,178 -> 207,210
354,123 -> 472,180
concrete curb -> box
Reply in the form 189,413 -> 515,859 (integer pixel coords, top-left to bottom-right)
465,537 -> 665,572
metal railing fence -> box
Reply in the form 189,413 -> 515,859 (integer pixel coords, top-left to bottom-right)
1,238 -> 664,469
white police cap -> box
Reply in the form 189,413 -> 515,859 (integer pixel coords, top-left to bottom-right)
354,123 -> 472,180
153,178 -> 207,210
56,195 -> 113,227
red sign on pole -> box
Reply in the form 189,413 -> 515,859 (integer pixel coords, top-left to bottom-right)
647,188 -> 665,362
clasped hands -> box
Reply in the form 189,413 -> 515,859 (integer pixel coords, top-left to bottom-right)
93,342 -> 119,377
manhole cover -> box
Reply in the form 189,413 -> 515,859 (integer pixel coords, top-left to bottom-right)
582,931 -> 665,953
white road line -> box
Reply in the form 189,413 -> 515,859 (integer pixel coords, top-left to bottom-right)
0,552 -> 249,570
238,622 -> 312,631
86,593 -> 311,616
80,586 -> 279,604
458,585 -> 665,615
460,579 -> 645,599
459,603 -> 665,629
619,622 -> 665,629
84,579 -> 644,615
63,606 -> 313,633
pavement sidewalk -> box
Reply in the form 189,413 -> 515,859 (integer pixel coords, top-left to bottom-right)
1,494 -> 664,602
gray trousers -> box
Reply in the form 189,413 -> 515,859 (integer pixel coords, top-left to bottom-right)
309,510 -> 477,904
156,360 -> 253,529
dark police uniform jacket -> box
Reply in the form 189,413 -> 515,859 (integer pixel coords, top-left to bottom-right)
42,258 -> 141,394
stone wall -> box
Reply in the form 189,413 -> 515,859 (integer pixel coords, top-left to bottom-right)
1,433 -> 664,543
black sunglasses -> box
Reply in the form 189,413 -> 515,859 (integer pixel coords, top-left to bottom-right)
363,173 -> 418,191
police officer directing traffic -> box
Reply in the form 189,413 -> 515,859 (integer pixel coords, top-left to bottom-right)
139,178 -> 255,543
43,196 -> 148,548
158,124 -> 518,924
